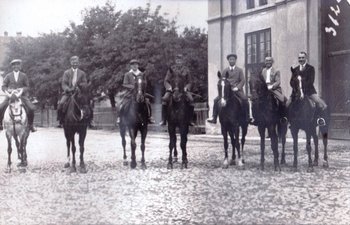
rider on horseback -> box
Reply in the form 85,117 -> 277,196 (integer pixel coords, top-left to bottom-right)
286,52 -> 328,126
207,53 -> 251,124
159,54 -> 195,126
116,59 -> 154,124
251,56 -> 288,124
57,56 -> 94,127
0,59 -> 36,132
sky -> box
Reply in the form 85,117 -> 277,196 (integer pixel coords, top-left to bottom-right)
0,0 -> 208,37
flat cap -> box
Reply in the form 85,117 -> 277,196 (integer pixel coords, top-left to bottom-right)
129,59 -> 140,64
226,53 -> 237,60
10,59 -> 22,65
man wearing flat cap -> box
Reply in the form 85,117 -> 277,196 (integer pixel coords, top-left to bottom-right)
57,56 -> 95,127
118,59 -> 154,123
207,53 -> 250,124
159,54 -> 195,126
0,59 -> 37,132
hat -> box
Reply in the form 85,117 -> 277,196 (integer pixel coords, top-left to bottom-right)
129,59 -> 140,64
226,54 -> 237,60
10,59 -> 22,65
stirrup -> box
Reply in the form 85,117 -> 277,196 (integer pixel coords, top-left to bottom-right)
159,120 -> 166,126
280,117 -> 288,124
317,118 -> 326,127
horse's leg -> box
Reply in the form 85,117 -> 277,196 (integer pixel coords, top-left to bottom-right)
291,127 -> 299,172
129,128 -> 137,169
20,132 -> 29,167
140,125 -> 148,169
228,128 -> 235,166
234,126 -> 242,166
321,128 -> 329,168
64,130 -> 71,168
5,133 -> 12,173
173,144 -> 178,163
167,124 -> 176,169
258,125 -> 266,170
280,122 -> 287,165
312,127 -> 319,166
78,129 -> 87,173
222,126 -> 229,169
120,124 -> 128,166
180,125 -> 189,169
306,131 -> 314,172
70,135 -> 77,173
269,124 -> 280,172
240,123 -> 248,164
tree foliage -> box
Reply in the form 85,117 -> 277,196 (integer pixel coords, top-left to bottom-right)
2,3 -> 208,106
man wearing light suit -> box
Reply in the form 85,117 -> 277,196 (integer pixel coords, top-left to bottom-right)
207,53 -> 250,124
0,59 -> 37,132
254,56 -> 288,123
57,56 -> 93,127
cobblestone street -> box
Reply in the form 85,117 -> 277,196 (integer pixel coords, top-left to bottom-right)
0,128 -> 349,225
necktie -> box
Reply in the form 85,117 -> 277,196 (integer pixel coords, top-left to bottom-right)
72,69 -> 77,86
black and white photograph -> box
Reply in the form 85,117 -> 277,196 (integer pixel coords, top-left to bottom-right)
0,0 -> 349,224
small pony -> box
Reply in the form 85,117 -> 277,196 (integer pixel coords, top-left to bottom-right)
3,89 -> 30,173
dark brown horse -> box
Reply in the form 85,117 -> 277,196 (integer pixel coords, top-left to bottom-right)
63,85 -> 92,173
166,70 -> 193,169
288,67 -> 329,172
217,71 -> 247,169
119,74 -> 149,169
249,74 -> 287,171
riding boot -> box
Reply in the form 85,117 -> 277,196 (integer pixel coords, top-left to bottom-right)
207,101 -> 218,124
27,110 -> 37,132
159,104 -> 167,126
189,104 -> 195,126
56,108 -> 63,128
147,103 -> 155,124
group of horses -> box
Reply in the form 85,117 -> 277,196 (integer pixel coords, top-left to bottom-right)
2,67 -> 329,173
217,67 -> 329,172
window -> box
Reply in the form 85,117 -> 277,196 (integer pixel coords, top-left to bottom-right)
259,0 -> 268,6
245,28 -> 271,95
247,0 -> 255,9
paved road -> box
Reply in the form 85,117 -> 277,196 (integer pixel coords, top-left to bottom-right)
0,128 -> 349,225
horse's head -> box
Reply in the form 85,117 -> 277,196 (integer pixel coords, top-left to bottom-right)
249,73 -> 268,101
133,74 -> 146,103
8,93 -> 23,123
73,84 -> 92,121
290,66 -> 303,99
217,71 -> 231,107
169,67 -> 185,103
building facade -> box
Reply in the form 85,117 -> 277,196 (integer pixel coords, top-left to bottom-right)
207,0 -> 350,138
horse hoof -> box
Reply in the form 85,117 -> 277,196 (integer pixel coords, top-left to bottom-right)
70,166 -> 77,173
64,163 -> 70,168
141,163 -> 147,170
280,159 -> 286,165
18,167 -> 26,173
79,166 -> 87,174
307,167 -> 314,173
181,163 -> 188,169
222,164 -> 229,169
238,160 -> 243,167
230,160 -> 236,166
130,161 -> 137,169
23,161 -> 28,167
5,167 -> 11,173
313,161 -> 319,167
123,161 -> 128,166
167,163 -> 173,169
173,157 -> 178,163
17,162 -> 26,167
260,165 -> 265,171
323,161 -> 329,168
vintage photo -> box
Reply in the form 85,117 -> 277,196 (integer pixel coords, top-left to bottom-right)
0,0 -> 349,224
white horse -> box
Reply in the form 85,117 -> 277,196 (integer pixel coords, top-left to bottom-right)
3,89 -> 30,173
